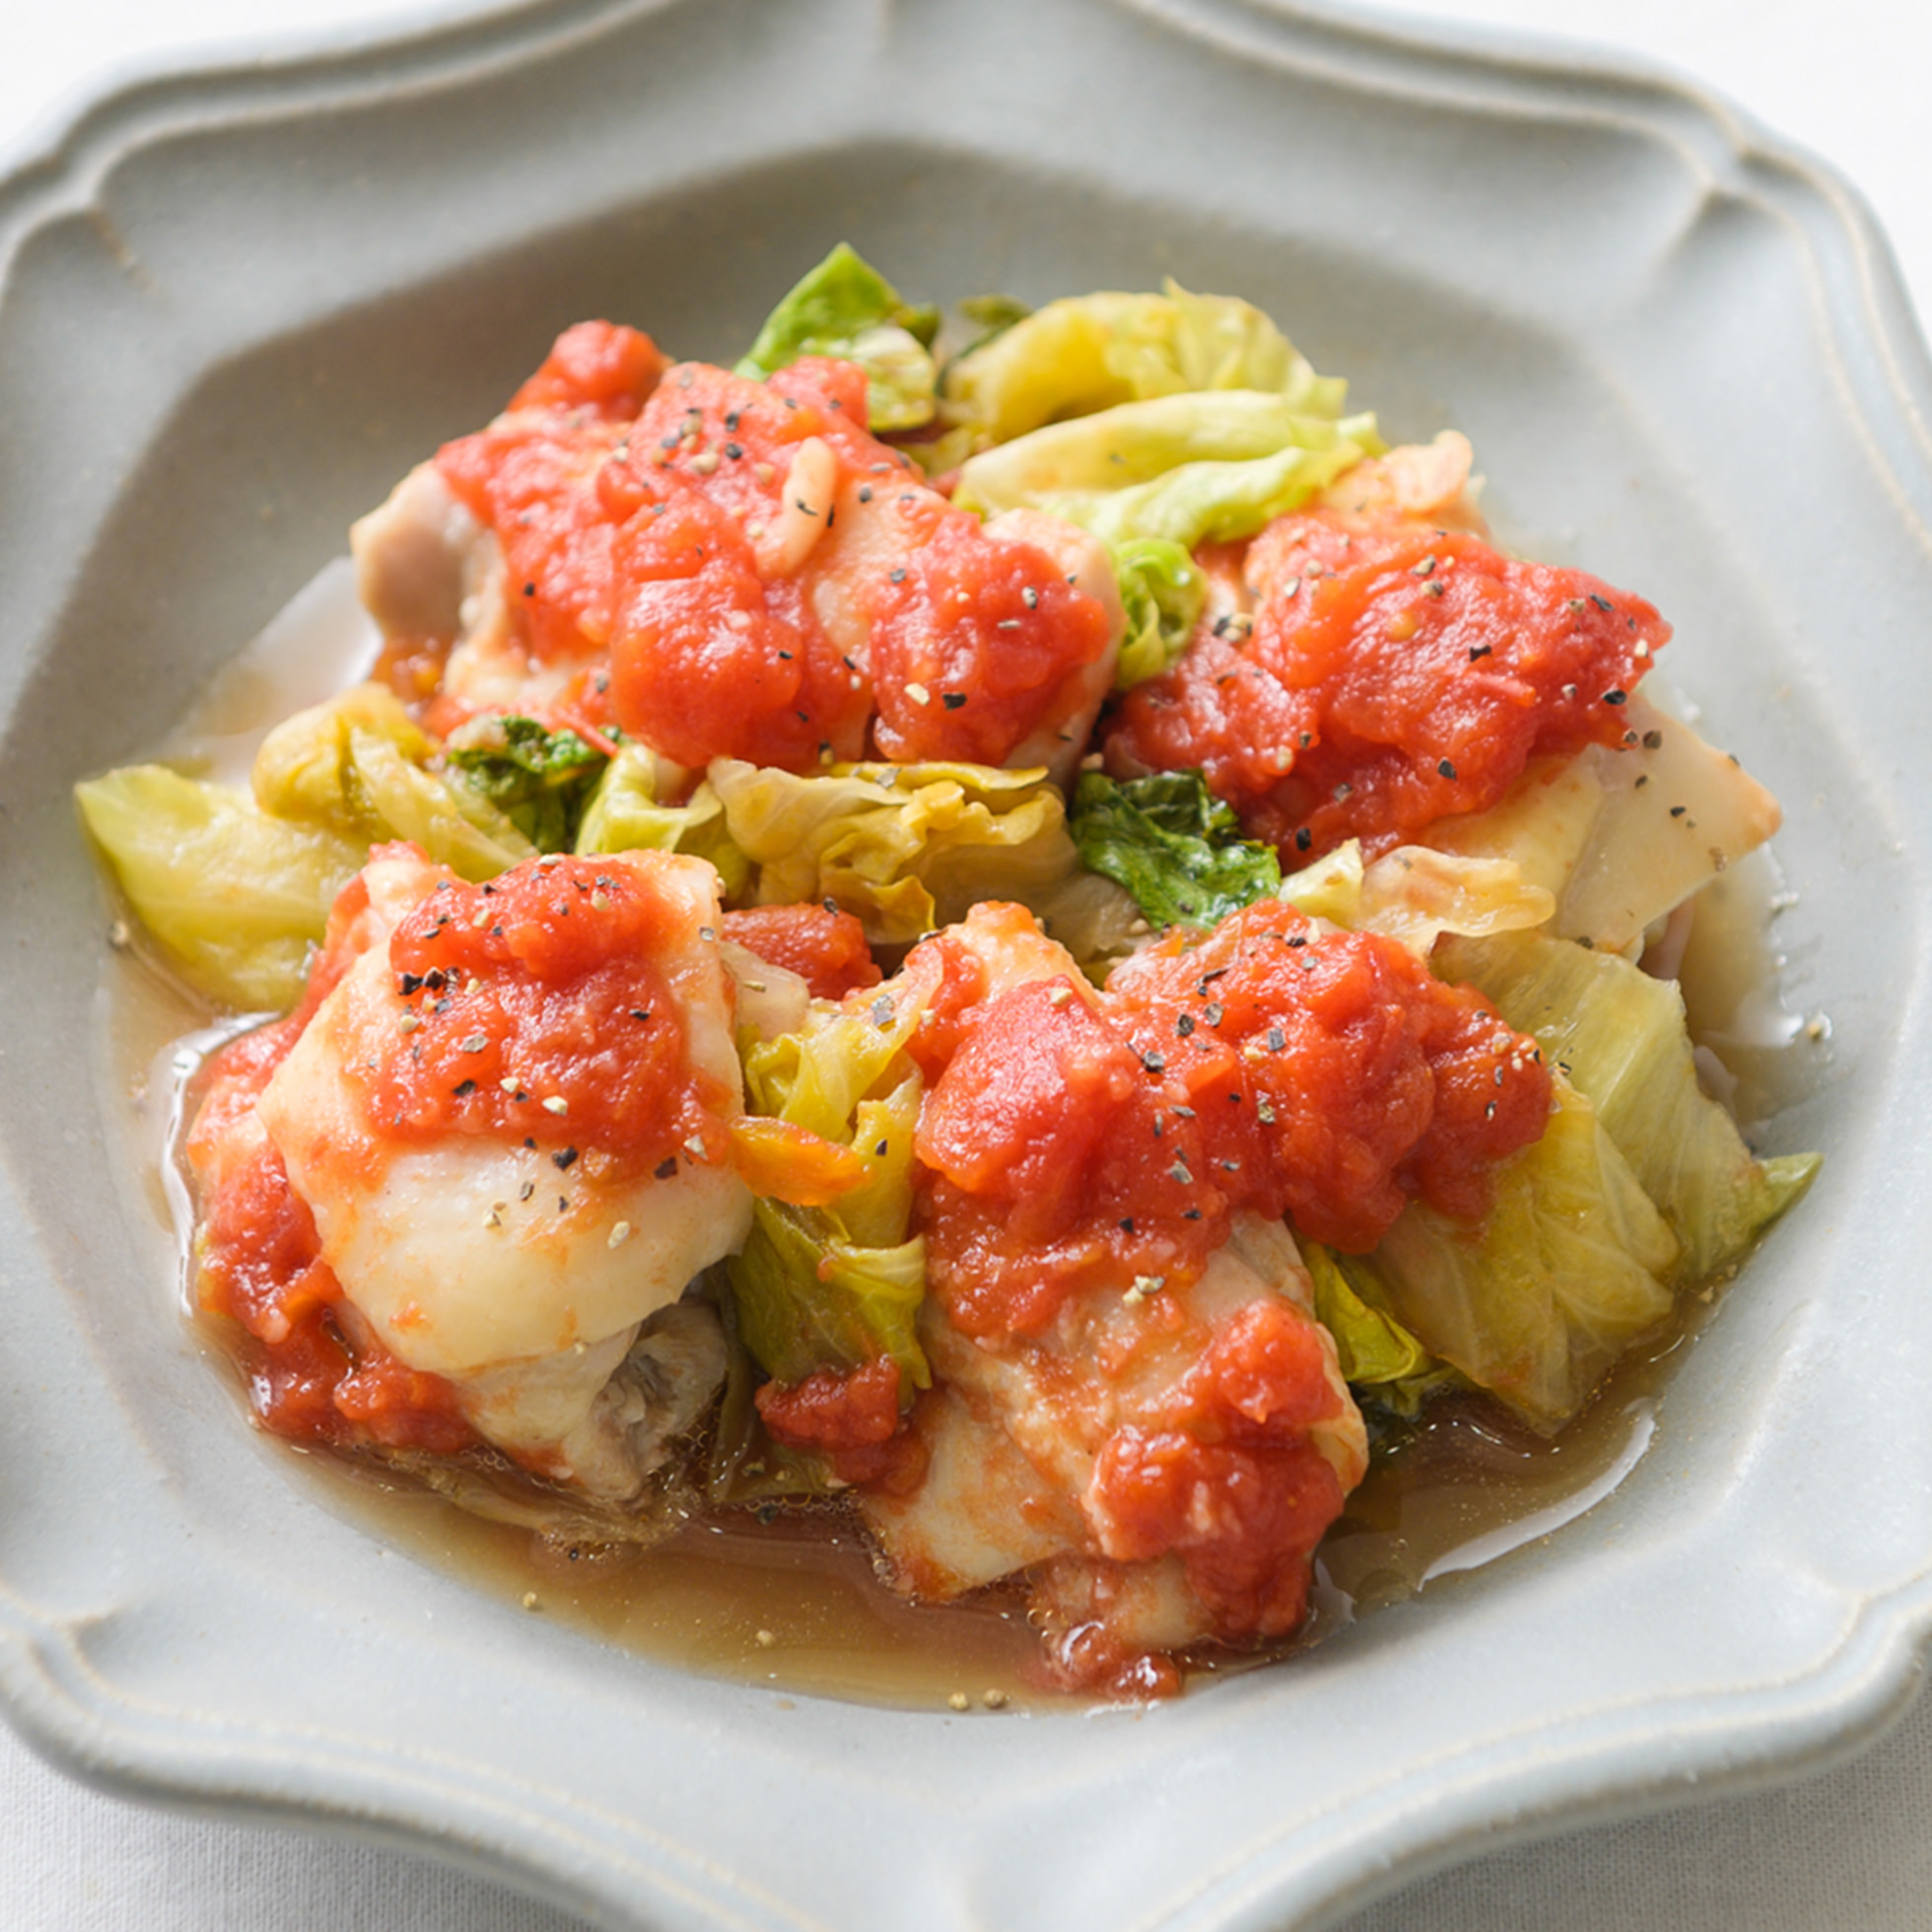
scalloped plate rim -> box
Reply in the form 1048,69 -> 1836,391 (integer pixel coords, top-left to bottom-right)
4,3 -> 1930,1929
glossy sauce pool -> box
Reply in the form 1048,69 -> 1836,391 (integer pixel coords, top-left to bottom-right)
91,563 -> 1824,1712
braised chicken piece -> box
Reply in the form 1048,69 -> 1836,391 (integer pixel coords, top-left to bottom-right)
192,844 -> 748,1499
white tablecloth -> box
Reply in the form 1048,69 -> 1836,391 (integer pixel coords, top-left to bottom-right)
6,3 -> 1929,1926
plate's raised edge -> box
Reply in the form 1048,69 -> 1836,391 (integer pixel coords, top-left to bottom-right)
6,0 -> 1929,544
7,2 -> 1932,1928
0,1581 -> 832,1932
1262,1575 -> 1932,1932
1130,0 -> 1932,549
5,0 -> 1931,430
0,0 -> 668,271
5,1541 -> 1932,1932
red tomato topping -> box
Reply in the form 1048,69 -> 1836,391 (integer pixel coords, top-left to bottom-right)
1108,901 -> 1552,1250
756,1356 -> 922,1489
895,923 -> 995,1080
437,410 -> 634,666
916,979 -> 1196,1335
917,980 -> 1142,1209
506,319 -> 667,420
191,1058 -> 477,1456
913,902 -> 1551,1339
438,334 -> 1114,773
184,1014 -> 305,1177
328,1347 -> 479,1453
864,507 -> 1113,766
1108,512 -> 1669,860
609,488 -> 873,769
721,904 -> 881,1000
363,856 -> 725,1174
195,1093 -> 336,1346
1089,1431 -> 1345,1637
1026,1287 -> 1358,1690
1087,1293 -> 1348,1634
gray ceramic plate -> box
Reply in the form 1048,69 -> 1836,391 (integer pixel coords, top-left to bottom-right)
3,2 -> 1928,1927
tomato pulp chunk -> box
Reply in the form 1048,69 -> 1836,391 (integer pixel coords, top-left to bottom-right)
1109,511 -> 1669,860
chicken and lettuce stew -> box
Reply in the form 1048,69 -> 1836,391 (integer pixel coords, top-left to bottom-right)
79,249 -> 1817,1697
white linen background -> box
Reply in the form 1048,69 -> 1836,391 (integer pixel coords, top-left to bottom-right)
4,2 -> 1928,1926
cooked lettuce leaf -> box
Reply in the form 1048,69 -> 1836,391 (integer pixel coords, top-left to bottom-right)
726,1012 -> 931,1392
1303,1240 -> 1452,1417
1279,840 -> 1555,958
942,291 -> 1161,448
343,727 -> 532,880
76,765 -> 364,1010
728,1200 -> 928,1389
954,389 -> 1381,550
574,745 -> 751,896
1070,435 -> 1376,549
1127,281 -> 1353,407
960,390 -> 1345,501
951,292 -> 1032,361
251,682 -> 533,880
710,756 -> 1106,944
1422,696 -> 1784,958
446,716 -> 606,852
252,681 -> 433,825
939,280 -> 1351,451
1029,867 -> 1151,974
81,684 -> 542,1008
742,986 -> 926,1148
1112,536 -> 1206,688
1366,1077 -> 1679,1432
735,242 -> 940,433
891,289 -> 1038,477
1071,769 -> 1280,930
1437,928 -> 1820,1283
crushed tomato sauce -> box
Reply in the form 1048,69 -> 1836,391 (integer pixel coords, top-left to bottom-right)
435,334 -> 1112,772
756,1356 -> 925,1492
1107,512 -> 1669,861
1086,1298 -> 1348,1636
188,1009 -> 477,1457
364,856 -> 722,1176
721,903 -> 881,1000
504,317 -> 668,422
913,901 -> 1552,1341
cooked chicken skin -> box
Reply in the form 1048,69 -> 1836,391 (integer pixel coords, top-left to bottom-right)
235,843 -> 750,1495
